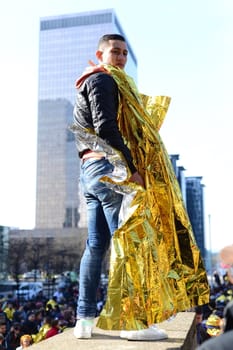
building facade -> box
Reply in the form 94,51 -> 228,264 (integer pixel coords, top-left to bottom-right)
36,9 -> 137,229
169,154 -> 187,206
0,226 -> 9,279
185,177 -> 206,260
170,155 -> 206,262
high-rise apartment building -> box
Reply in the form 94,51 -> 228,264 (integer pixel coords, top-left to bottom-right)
36,9 -> 137,229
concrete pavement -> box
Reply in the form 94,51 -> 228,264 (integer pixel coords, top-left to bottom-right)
30,312 -> 197,350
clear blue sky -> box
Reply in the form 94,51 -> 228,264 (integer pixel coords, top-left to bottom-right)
0,0 -> 232,253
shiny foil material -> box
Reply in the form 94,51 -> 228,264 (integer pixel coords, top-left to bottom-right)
72,64 -> 210,331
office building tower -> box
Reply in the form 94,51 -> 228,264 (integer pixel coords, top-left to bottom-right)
36,9 -> 137,229
169,154 -> 186,206
170,156 -> 206,261
185,176 -> 206,259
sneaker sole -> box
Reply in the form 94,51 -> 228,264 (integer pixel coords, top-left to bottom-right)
120,330 -> 168,341
73,329 -> 92,339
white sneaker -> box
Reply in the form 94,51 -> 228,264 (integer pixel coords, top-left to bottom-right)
73,318 -> 94,339
120,324 -> 168,341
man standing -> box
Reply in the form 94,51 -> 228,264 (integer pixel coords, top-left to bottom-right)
72,34 -> 209,340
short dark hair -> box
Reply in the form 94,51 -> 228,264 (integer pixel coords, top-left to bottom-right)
98,34 -> 125,48
13,322 -> 21,330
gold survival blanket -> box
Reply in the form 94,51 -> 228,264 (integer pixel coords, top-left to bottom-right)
74,64 -> 210,330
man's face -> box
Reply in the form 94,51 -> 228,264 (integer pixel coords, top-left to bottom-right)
28,314 -> 35,321
96,39 -> 128,69
14,326 -> 21,334
0,324 -> 6,334
196,314 -> 203,324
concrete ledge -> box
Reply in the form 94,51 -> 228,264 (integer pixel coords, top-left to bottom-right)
30,312 -> 197,350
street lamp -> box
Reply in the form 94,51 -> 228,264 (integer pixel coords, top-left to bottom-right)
208,214 -> 213,287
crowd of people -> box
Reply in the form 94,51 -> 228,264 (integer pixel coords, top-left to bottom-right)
1,268 -> 233,349
0,275 -> 107,350
2,270 -> 232,349
196,269 -> 233,349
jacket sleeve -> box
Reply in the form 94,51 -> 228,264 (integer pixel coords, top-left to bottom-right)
86,73 -> 137,174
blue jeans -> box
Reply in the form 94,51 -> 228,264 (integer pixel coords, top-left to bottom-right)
77,158 -> 123,318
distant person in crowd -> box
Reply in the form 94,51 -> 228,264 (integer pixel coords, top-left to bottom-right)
16,335 -> 32,350
34,310 -> 43,332
12,306 -> 26,325
213,271 -> 222,287
196,245 -> 233,349
21,313 -> 38,335
3,303 -> 15,324
46,297 -> 58,313
223,299 -> 233,332
0,322 -> 7,349
0,333 -> 6,350
57,274 -> 66,289
62,310 -> 75,328
0,305 -> 7,324
31,316 -> 52,343
45,319 -> 60,339
5,322 -> 23,350
53,288 -> 65,304
197,330 -> 233,350
220,244 -> 233,285
195,306 -> 211,345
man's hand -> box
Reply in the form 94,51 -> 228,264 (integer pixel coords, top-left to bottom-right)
128,171 -> 145,188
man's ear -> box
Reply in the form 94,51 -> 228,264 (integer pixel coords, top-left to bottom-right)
96,50 -> 103,62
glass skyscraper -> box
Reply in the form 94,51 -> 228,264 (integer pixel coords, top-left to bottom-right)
185,177 -> 206,260
36,9 -> 137,229
170,156 -> 206,262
